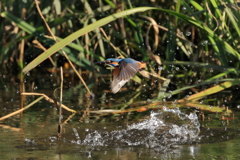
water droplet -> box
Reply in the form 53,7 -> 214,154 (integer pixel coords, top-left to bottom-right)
186,31 -> 191,36
172,100 -> 177,103
182,7 -> 187,10
202,40 -> 208,45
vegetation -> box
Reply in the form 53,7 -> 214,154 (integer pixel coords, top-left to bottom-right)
1,0 -> 240,111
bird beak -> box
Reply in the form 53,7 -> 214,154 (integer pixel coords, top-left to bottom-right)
94,61 -> 106,64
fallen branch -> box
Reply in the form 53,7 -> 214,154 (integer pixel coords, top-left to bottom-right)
21,92 -> 76,113
0,96 -> 44,121
0,92 -> 76,121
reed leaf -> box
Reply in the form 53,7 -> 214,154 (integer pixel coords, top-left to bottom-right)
171,78 -> 238,95
2,6 -> 237,73
182,79 -> 240,101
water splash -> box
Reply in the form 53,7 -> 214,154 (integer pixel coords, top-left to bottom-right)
72,108 -> 200,152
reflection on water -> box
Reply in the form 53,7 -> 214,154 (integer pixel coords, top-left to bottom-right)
1,75 -> 240,159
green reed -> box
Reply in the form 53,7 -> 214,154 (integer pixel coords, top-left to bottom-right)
0,0 -> 240,101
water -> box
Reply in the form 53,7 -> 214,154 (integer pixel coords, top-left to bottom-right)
71,108 -> 200,151
1,76 -> 240,159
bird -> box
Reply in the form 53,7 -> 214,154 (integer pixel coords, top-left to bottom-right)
95,58 -> 147,93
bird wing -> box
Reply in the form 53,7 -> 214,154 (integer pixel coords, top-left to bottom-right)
110,78 -> 129,93
110,67 -> 128,93
117,59 -> 140,80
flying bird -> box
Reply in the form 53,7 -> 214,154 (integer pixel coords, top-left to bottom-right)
95,58 -> 146,93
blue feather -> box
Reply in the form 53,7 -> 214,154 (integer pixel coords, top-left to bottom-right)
106,58 -> 122,62
121,58 -> 137,63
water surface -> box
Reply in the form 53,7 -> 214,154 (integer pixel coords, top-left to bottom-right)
0,75 -> 240,159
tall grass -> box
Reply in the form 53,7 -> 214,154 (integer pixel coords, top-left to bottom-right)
1,0 -> 240,102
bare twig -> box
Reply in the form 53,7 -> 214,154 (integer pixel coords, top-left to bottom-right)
0,124 -> 22,132
58,67 -> 63,137
139,70 -> 166,81
140,15 -> 159,53
32,40 -> 56,66
18,8 -> 26,69
0,96 -> 45,121
100,28 -> 127,58
62,112 -> 76,124
206,2 -> 219,32
139,15 -> 197,48
145,23 -> 162,65
21,92 -> 76,113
